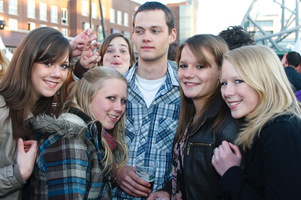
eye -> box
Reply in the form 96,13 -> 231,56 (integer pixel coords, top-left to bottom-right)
120,49 -> 127,53
179,64 -> 187,68
107,96 -> 115,101
235,80 -> 244,84
220,82 -> 227,86
121,99 -> 127,104
196,65 -> 205,69
43,62 -> 52,66
135,30 -> 143,34
106,49 -> 113,53
60,64 -> 68,70
153,29 -> 160,33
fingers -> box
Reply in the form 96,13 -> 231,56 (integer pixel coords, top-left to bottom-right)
228,142 -> 242,159
17,138 -> 24,154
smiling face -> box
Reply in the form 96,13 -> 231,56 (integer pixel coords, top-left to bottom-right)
31,53 -> 69,103
103,37 -> 131,74
91,78 -> 127,131
220,59 -> 259,119
177,46 -> 220,108
132,10 -> 176,62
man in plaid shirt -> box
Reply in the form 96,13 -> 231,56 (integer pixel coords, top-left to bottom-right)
112,1 -> 180,199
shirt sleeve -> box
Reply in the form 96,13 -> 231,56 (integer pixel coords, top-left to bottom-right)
0,164 -> 25,196
34,136 -> 92,200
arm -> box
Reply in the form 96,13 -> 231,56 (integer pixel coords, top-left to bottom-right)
115,165 -> 152,198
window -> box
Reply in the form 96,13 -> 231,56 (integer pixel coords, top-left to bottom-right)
61,28 -> 68,37
117,11 -> 122,25
51,6 -> 58,23
40,3 -> 47,21
110,8 -> 115,23
124,12 -> 128,27
28,22 -> 35,31
9,18 -> 17,30
82,0 -> 88,16
61,8 -> 68,24
92,2 -> 97,19
27,0 -> 35,19
0,0 -> 4,13
9,0 -> 17,15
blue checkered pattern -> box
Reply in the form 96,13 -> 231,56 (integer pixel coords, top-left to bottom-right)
112,62 -> 180,199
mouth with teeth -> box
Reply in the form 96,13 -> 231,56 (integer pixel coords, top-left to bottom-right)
227,101 -> 241,109
108,114 -> 119,122
44,80 -> 58,88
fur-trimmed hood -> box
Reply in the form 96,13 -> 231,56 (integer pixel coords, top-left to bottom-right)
31,112 -> 88,140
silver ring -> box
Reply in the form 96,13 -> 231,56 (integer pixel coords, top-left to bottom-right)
213,148 -> 218,153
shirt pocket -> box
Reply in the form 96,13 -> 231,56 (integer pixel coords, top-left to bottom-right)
155,117 -> 178,153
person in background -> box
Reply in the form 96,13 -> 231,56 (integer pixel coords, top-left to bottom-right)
148,34 -> 240,200
0,50 -> 8,80
68,33 -> 135,89
112,1 -> 180,199
98,33 -> 136,73
212,45 -> 301,199
31,67 -> 128,199
281,51 -> 301,91
218,25 -> 255,50
168,42 -> 178,62
0,27 -> 72,200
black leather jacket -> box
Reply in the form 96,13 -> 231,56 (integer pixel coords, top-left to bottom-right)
165,95 -> 240,200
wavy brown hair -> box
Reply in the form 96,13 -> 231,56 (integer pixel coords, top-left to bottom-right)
0,27 -> 72,140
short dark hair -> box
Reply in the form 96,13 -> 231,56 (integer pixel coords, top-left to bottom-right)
219,25 -> 255,50
287,51 -> 301,68
132,1 -> 175,34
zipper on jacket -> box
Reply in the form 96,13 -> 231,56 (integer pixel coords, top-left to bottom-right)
186,142 -> 212,155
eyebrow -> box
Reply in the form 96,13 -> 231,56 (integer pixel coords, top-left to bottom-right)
108,44 -> 128,48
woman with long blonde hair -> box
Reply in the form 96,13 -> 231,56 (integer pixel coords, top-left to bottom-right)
212,45 -> 301,199
31,67 -> 128,199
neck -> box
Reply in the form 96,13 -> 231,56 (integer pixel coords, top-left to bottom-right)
136,58 -> 168,80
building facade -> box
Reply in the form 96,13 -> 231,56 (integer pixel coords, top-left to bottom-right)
0,0 -> 140,50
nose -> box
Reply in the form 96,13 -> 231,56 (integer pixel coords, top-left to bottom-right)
183,66 -> 195,78
113,101 -> 123,112
142,31 -> 152,43
114,51 -> 120,57
50,65 -> 61,78
222,83 -> 235,97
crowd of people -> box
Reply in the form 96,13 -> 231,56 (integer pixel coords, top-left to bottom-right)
0,1 -> 301,200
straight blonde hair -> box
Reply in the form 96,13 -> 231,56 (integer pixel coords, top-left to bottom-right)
224,45 -> 301,150
64,66 -> 128,173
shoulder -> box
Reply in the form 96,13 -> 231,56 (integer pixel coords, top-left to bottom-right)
258,114 -> 301,147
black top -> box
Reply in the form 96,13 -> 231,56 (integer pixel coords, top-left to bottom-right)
219,114 -> 301,200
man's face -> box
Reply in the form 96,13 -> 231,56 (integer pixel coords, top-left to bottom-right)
132,10 -> 176,62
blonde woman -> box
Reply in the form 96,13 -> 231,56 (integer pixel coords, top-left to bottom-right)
212,45 -> 301,199
31,67 -> 128,199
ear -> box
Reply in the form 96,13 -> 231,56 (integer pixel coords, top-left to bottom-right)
131,30 -> 135,42
168,28 -> 177,44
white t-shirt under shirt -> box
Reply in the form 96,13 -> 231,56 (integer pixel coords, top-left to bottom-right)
135,75 -> 166,107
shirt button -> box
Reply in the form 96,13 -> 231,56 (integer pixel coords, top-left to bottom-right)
141,138 -> 146,143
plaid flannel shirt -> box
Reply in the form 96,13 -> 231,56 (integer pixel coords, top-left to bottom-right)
31,109 -> 110,200
112,62 -> 180,199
